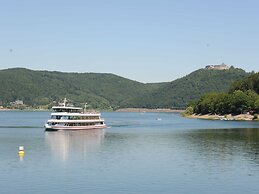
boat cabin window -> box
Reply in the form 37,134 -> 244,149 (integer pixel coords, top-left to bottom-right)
51,115 -> 62,119
53,108 -> 81,113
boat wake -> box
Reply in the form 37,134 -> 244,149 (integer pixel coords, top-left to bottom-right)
108,124 -> 130,128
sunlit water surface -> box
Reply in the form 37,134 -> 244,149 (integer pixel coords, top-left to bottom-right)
0,111 -> 259,194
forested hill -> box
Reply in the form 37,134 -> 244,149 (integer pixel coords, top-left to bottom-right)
0,67 -> 249,109
128,67 -> 249,108
0,68 -> 162,109
187,72 -> 259,115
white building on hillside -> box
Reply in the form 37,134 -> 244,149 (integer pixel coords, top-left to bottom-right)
205,63 -> 230,70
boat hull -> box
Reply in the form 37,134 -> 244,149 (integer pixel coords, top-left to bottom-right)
45,124 -> 106,131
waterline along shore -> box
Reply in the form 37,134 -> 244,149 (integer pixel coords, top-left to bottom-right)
116,108 -> 184,113
0,107 -> 185,113
185,113 -> 259,121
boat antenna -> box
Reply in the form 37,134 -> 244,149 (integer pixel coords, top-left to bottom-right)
84,102 -> 87,111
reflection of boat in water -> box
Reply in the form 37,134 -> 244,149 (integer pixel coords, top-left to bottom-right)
44,98 -> 106,131
45,129 -> 105,161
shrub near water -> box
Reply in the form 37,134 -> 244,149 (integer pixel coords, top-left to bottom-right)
183,106 -> 194,116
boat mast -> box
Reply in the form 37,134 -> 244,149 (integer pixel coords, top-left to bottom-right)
63,98 -> 67,107
84,102 -> 87,112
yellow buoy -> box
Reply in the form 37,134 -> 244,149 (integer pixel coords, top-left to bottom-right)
18,146 -> 25,156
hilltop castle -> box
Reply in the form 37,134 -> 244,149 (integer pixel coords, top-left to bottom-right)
205,63 -> 230,70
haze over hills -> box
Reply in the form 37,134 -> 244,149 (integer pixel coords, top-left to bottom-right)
0,66 -> 250,109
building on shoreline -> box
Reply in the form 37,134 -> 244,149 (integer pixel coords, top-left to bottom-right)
10,100 -> 24,106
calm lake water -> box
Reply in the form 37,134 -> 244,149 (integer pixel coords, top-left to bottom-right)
0,111 -> 259,194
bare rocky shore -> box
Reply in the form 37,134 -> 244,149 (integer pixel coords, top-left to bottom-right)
185,113 -> 258,121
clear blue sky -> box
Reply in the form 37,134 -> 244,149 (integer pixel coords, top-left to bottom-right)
0,0 -> 258,83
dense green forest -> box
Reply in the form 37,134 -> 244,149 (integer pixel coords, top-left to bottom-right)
0,67 -> 249,109
0,68 -> 157,109
187,72 -> 259,115
128,67 -> 248,108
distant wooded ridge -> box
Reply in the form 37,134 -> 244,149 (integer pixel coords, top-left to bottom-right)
0,66 -> 251,109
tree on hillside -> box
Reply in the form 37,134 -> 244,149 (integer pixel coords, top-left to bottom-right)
229,72 -> 259,94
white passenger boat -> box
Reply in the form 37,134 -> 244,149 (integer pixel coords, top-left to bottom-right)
44,99 -> 106,131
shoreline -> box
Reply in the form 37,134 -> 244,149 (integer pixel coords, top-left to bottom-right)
0,108 -> 50,111
116,108 -> 184,113
184,113 -> 258,121
0,107 -> 184,113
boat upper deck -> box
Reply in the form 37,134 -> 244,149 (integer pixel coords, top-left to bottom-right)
51,105 -> 101,116
51,112 -> 101,116
52,106 -> 82,113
